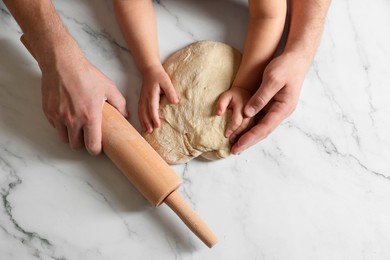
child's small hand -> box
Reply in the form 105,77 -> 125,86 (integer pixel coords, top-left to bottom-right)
139,65 -> 179,133
216,86 -> 252,144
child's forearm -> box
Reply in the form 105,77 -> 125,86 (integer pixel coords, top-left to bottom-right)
232,0 -> 287,92
113,0 -> 161,74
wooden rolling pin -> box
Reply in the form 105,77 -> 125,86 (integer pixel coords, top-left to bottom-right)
20,35 -> 218,248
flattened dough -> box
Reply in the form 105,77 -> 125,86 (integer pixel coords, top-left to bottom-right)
143,41 -> 242,164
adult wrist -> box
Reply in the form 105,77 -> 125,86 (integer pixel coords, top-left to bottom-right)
24,28 -> 84,71
281,48 -> 313,68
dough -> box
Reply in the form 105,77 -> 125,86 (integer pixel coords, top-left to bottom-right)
143,41 -> 242,164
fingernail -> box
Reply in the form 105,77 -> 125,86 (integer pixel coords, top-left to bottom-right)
231,150 -> 240,155
225,130 -> 232,138
231,146 -> 241,155
245,106 -> 256,117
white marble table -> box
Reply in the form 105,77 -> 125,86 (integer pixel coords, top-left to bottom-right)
1,0 -> 390,259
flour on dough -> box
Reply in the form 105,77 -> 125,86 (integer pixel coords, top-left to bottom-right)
143,41 -> 242,164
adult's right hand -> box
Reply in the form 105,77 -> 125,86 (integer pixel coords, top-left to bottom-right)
39,48 -> 128,155
231,51 -> 309,154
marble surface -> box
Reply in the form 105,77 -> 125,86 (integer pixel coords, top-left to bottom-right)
1,0 -> 390,259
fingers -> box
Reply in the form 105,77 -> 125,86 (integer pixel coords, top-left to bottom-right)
139,77 -> 178,133
153,76 -> 178,128
216,89 -> 251,140
138,67 -> 179,133
138,100 -> 152,133
216,92 -> 232,116
244,75 -> 284,118
149,85 -> 161,129
225,105 -> 243,138
105,84 -> 128,118
216,91 -> 239,137
67,124 -> 84,151
53,121 -> 69,144
46,94 -> 105,155
160,77 -> 179,104
83,113 -> 103,155
229,117 -> 251,144
51,112 -> 103,155
231,102 -> 289,155
138,86 -> 159,133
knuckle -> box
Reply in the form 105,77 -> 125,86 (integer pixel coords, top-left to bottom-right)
220,92 -> 230,101
79,108 -> 94,124
265,71 -> 282,86
251,94 -> 266,108
62,112 -> 74,126
230,118 -> 242,130
230,122 -> 240,131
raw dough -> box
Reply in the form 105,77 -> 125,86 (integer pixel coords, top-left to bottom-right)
143,41 -> 242,164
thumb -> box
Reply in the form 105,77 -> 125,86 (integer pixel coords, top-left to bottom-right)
105,85 -> 128,118
244,76 -> 284,117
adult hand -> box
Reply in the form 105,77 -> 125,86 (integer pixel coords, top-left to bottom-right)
40,48 -> 128,155
231,51 -> 310,154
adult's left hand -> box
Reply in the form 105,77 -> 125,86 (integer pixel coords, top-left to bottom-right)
231,51 -> 311,154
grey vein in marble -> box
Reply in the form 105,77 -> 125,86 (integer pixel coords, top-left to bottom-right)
290,123 -> 389,180
345,0 -> 376,123
311,61 -> 361,147
56,9 -> 130,57
0,157 -> 65,260
154,0 -> 197,42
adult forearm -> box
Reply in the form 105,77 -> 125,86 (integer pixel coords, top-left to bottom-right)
284,0 -> 331,61
113,0 -> 161,73
3,0 -> 79,68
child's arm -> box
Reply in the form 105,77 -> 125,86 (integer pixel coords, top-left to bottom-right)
114,0 -> 179,133
217,0 -> 287,143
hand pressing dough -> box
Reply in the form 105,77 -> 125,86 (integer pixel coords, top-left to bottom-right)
143,41 -> 242,164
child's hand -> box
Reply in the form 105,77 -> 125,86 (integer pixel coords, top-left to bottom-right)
139,65 -> 179,133
216,86 -> 252,144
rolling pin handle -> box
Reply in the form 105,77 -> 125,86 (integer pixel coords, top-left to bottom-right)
164,190 -> 218,248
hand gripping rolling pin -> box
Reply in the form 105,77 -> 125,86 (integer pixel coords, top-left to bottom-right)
20,35 -> 217,248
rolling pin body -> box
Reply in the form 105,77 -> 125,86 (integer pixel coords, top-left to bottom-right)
102,103 -> 181,206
